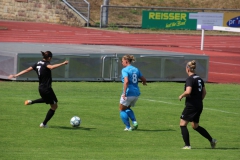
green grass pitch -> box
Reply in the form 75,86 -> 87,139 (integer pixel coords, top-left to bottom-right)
0,82 -> 239,160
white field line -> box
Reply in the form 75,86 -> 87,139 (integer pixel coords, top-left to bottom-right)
141,98 -> 181,106
140,98 -> 239,115
203,108 -> 239,114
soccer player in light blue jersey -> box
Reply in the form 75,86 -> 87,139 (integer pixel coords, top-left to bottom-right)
119,54 -> 147,131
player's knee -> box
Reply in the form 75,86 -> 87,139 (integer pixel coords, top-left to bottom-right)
192,124 -> 199,130
50,104 -> 58,110
191,121 -> 199,129
193,126 -> 197,130
120,111 -> 128,119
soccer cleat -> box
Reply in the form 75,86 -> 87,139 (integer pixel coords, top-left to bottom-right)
124,127 -> 132,131
133,121 -> 138,130
39,123 -> 47,128
182,146 -> 191,149
210,139 -> 217,149
24,100 -> 32,105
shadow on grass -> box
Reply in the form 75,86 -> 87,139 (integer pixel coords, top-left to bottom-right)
49,126 -> 96,131
136,129 -> 176,132
192,147 -> 239,150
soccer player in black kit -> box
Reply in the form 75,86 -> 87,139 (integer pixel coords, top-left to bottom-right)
178,60 -> 217,149
9,51 -> 68,128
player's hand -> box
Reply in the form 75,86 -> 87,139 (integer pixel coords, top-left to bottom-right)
121,94 -> 126,100
142,82 -> 147,85
179,95 -> 183,101
8,75 -> 15,79
63,60 -> 69,65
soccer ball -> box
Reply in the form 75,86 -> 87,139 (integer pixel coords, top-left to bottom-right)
70,116 -> 81,127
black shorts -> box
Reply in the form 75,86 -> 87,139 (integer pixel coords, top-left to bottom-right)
39,87 -> 58,104
180,105 -> 203,123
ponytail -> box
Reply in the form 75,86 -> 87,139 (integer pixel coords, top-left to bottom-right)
41,51 -> 52,59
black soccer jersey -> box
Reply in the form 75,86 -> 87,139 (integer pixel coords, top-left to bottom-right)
184,74 -> 205,107
32,60 -> 52,88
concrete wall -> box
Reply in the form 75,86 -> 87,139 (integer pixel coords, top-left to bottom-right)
0,0 -> 86,27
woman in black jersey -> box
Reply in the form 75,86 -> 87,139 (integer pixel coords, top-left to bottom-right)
9,51 -> 68,128
178,60 -> 217,149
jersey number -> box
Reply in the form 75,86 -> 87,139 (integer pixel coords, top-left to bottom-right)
37,66 -> 41,75
198,80 -> 202,92
132,73 -> 138,83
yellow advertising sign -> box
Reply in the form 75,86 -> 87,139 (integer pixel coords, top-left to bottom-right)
223,12 -> 240,27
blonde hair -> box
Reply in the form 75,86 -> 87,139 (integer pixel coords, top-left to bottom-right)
122,54 -> 136,63
186,60 -> 196,72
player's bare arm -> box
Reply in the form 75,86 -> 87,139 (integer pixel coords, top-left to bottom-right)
122,77 -> 129,99
202,87 -> 206,100
8,67 -> 33,79
140,76 -> 147,85
179,86 -> 192,101
47,60 -> 68,70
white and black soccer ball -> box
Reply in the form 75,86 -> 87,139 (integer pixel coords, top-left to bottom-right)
70,116 -> 81,127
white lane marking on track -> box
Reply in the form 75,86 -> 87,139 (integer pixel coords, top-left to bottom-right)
59,31 -> 72,32
209,72 -> 240,76
43,30 -> 56,32
11,29 -> 24,31
210,61 -> 240,66
140,98 -> 239,115
27,30 -> 40,32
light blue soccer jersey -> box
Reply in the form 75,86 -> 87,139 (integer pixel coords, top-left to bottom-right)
121,65 -> 143,96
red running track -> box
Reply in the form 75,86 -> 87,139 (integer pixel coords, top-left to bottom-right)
0,21 -> 239,84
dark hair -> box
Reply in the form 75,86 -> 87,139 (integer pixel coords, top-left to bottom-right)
41,51 -> 52,59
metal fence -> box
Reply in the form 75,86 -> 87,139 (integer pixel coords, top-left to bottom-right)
0,43 -> 209,82
62,0 -> 90,27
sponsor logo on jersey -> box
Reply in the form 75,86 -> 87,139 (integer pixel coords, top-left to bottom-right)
37,61 -> 45,64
